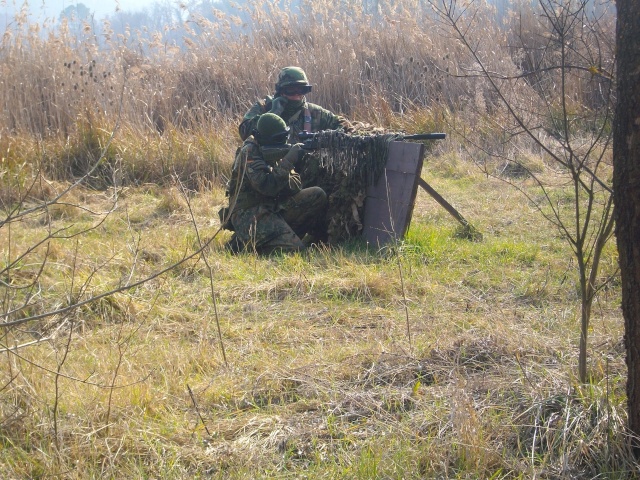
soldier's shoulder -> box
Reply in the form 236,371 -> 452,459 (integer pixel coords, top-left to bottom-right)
305,102 -> 332,113
240,136 -> 260,153
243,97 -> 273,119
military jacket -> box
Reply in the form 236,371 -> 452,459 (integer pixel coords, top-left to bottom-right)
239,96 -> 351,141
226,138 -> 300,213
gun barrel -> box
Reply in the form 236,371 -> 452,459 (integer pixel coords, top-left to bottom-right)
296,131 -> 446,142
401,133 -> 446,140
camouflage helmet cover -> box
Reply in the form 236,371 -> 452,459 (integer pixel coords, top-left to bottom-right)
256,113 -> 289,144
275,66 -> 311,90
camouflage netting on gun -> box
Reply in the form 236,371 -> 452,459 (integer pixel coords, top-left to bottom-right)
299,130 -> 410,244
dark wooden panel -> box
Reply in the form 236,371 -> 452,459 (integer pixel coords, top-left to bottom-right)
362,141 -> 426,246
380,141 -> 426,173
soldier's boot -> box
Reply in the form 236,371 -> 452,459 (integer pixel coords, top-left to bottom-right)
259,230 -> 305,255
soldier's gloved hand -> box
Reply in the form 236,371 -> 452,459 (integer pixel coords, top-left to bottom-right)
281,143 -> 304,170
269,96 -> 288,116
292,150 -> 307,172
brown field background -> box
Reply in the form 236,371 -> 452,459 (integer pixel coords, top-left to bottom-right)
3,0 -> 611,189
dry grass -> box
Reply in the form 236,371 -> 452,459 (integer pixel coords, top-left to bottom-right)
2,0 -> 479,166
2,0 -> 635,478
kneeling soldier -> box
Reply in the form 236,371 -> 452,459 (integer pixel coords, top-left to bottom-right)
221,113 -> 327,254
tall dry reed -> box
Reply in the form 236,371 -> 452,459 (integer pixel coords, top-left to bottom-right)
0,0 -> 615,188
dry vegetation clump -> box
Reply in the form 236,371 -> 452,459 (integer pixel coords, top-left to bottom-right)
1,0 -> 636,478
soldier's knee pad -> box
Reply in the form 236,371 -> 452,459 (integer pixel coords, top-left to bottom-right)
304,186 -> 327,204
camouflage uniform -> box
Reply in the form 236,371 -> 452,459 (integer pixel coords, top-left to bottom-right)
236,67 -> 352,243
224,138 -> 327,254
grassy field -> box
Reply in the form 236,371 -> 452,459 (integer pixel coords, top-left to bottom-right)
1,0 -> 635,478
1,145 -> 631,478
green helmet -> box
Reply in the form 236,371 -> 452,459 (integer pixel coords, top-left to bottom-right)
275,66 -> 312,94
256,113 -> 290,145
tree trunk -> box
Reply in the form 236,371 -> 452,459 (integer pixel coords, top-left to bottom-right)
613,0 -> 640,457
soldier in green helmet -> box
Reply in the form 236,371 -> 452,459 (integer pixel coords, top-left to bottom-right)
222,113 -> 327,254
239,66 -> 352,144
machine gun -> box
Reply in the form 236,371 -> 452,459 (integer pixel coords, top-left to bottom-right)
297,130 -> 446,150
